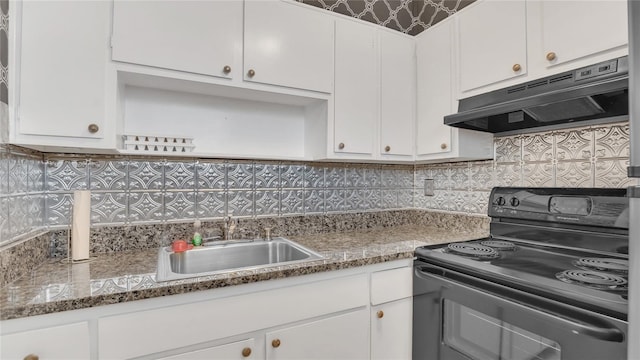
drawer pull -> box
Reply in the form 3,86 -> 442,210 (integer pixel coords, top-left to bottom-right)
338,142 -> 345,150
512,63 -> 521,72
440,143 -> 448,150
546,52 -> 557,61
384,145 -> 391,152
272,339 -> 281,348
248,69 -> 256,77
242,347 -> 252,357
223,65 -> 231,74
88,123 -> 99,134
24,355 -> 39,360
377,310 -> 384,319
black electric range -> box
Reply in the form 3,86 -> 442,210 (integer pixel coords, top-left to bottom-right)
414,187 -> 629,360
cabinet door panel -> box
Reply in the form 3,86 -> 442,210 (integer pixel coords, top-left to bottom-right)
539,0 -> 628,68
416,22 -> 454,156
457,0 -> 527,93
334,19 -> 378,155
18,1 -> 109,138
380,31 -> 415,157
158,339 -> 256,360
0,322 -> 90,360
112,0 -> 241,78
371,298 -> 413,360
266,309 -> 369,360
244,1 -> 334,93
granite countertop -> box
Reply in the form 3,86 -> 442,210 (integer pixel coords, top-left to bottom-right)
0,225 -> 488,321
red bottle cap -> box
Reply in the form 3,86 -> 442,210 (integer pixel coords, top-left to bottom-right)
171,240 -> 192,253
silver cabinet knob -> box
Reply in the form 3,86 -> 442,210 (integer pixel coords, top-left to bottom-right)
247,69 -> 256,77
223,65 -> 231,74
440,143 -> 448,150
338,142 -> 345,150
88,124 -> 99,134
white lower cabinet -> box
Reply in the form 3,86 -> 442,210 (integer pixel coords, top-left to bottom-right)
0,322 -> 90,360
157,339 -> 257,360
266,309 -> 369,360
0,261 -> 413,360
371,299 -> 413,360
370,266 -> 413,360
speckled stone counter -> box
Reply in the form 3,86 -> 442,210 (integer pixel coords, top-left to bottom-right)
0,224 -> 488,321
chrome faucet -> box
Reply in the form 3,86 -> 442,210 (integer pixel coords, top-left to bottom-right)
223,216 -> 237,240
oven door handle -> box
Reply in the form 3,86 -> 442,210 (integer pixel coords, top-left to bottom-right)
415,265 -> 625,343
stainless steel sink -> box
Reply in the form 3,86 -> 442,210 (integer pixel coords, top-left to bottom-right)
156,237 -> 324,282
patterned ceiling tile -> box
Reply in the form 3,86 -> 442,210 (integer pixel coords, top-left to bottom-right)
299,0 -> 475,35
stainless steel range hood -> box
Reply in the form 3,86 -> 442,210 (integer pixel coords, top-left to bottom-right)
445,57 -> 629,135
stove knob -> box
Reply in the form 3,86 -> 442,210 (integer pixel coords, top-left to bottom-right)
510,197 -> 520,207
495,196 -> 506,206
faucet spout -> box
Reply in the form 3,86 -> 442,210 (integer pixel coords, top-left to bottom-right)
223,216 -> 237,240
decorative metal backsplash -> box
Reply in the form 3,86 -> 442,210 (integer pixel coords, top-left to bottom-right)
0,147 -> 415,246
299,0 -> 475,35
414,122 -> 635,214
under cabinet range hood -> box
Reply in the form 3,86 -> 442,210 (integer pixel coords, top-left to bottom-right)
445,57 -> 629,135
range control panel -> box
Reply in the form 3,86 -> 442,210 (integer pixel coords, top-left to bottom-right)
488,187 -> 628,228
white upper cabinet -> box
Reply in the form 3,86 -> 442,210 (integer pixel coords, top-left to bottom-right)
416,21 -> 454,157
416,20 -> 493,162
380,31 -> 415,158
333,19 -> 378,156
530,0 -> 628,72
111,0 -> 242,79
244,0 -> 334,93
330,21 -> 415,162
15,0 -> 112,147
456,0 -> 629,98
456,0 -> 528,94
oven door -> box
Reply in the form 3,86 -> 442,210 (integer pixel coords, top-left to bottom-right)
413,261 -> 627,360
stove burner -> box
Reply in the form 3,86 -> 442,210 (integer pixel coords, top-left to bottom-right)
446,243 -> 499,259
556,270 -> 627,291
574,258 -> 628,275
480,240 -> 516,251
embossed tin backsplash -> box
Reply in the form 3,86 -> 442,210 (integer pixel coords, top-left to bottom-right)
0,121 -> 633,248
414,121 -> 635,213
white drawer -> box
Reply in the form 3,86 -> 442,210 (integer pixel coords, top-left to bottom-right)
371,266 -> 413,305
98,274 -> 368,359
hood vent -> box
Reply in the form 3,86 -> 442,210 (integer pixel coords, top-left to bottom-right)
445,57 -> 629,135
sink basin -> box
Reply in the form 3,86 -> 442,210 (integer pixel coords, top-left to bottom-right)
156,237 -> 324,282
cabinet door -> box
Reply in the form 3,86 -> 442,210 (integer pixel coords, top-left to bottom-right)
0,322 -> 90,360
456,0 -> 527,94
538,0 -> 628,69
416,21 -> 454,156
266,309 -> 369,360
334,19 -> 378,156
371,298 -> 413,360
380,31 -> 415,157
244,1 -> 334,93
158,339 -> 256,360
17,1 -> 109,139
112,0 -> 241,79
